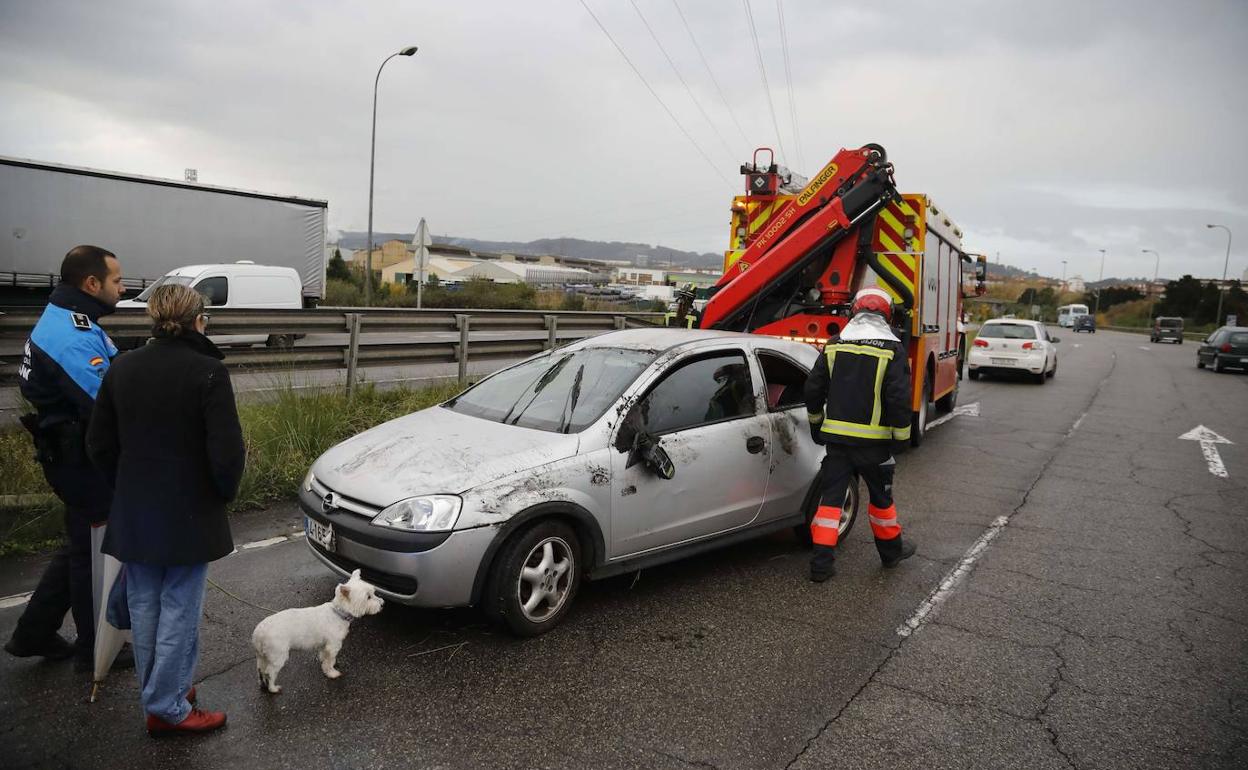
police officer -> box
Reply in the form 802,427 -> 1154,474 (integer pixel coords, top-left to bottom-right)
5,245 -> 132,672
803,287 -> 916,582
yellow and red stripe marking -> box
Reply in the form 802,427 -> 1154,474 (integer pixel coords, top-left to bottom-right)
871,197 -> 921,304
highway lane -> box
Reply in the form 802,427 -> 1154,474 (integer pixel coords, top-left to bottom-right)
0,330 -> 1244,769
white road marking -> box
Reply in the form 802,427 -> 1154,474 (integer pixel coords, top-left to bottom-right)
0,591 -> 33,610
1066,412 -> 1087,437
926,401 -> 980,431
1179,425 -> 1233,478
241,536 -> 289,550
898,515 -> 1010,638
1072,343 -> 1082,349
1139,346 -> 1151,351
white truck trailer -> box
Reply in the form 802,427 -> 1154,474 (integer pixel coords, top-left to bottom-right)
0,156 -> 328,306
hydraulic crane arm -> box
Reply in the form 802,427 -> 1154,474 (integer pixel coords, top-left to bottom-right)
700,144 -> 897,332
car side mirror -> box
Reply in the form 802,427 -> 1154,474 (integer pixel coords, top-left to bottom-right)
642,442 -> 676,480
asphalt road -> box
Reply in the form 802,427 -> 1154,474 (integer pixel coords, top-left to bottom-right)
1,329 -> 1244,769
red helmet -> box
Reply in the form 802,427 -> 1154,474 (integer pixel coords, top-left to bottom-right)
851,287 -> 893,321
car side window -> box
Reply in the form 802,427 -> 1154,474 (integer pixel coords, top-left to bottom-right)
194,276 -> 229,307
639,352 -> 755,435
757,351 -> 808,410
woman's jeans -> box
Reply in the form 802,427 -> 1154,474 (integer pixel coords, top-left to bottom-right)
124,563 -> 208,724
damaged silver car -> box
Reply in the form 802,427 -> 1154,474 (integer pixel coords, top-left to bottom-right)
300,329 -> 859,636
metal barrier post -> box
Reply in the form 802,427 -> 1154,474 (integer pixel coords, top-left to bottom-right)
456,314 -> 470,386
345,313 -> 361,397
545,315 -> 558,350
614,316 -> 626,330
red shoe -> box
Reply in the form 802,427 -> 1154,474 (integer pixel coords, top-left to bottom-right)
146,708 -> 226,737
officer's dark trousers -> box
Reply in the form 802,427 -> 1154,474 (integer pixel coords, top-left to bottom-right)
810,443 -> 905,576
11,462 -> 108,656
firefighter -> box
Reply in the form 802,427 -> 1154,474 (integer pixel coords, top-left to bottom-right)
803,287 -> 916,582
6,245 -> 132,672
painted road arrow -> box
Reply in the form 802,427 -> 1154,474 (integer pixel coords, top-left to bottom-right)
927,401 -> 980,431
1178,425 -> 1233,478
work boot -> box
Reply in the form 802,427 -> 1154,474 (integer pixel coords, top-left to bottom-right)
5,633 -> 76,661
881,539 -> 917,569
146,708 -> 227,738
809,566 -> 835,583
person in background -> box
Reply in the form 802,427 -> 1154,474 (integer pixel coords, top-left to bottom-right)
87,284 -> 245,737
6,245 -> 134,674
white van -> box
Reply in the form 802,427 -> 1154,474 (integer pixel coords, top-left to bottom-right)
117,261 -> 303,348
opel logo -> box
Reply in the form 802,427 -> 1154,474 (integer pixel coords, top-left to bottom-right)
322,492 -> 337,513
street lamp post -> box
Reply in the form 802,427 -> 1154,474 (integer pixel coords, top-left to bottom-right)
1206,224 -> 1233,326
1142,249 -> 1160,321
1060,260 -> 1067,289
1093,248 -> 1106,317
366,45 -> 418,307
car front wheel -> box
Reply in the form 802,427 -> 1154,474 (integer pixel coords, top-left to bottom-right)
485,521 -> 582,637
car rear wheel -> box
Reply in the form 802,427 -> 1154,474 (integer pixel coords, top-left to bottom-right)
485,521 -> 581,637
796,474 -> 860,545
1197,359 -> 1206,369
968,369 -> 981,381
1033,370 -> 1046,384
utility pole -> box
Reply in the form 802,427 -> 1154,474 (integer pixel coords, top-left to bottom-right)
1093,248 -> 1106,316
1206,224 -> 1232,326
1142,249 -> 1160,321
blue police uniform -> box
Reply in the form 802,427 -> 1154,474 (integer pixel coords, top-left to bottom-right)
9,283 -> 118,661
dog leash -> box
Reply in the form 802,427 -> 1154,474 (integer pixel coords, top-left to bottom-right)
206,577 -> 277,615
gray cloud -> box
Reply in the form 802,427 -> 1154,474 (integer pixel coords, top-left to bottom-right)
1,0 -> 1244,281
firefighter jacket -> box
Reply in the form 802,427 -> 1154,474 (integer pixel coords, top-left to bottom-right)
803,314 -> 912,445
19,283 -> 119,428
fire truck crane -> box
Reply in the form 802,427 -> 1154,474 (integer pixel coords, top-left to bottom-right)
699,145 -> 987,446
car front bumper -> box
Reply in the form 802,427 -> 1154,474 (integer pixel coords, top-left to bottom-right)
299,486 -> 497,608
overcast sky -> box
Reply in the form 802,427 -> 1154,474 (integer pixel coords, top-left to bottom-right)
2,0 -> 1245,281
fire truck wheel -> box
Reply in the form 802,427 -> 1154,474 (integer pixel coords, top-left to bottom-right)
910,375 -> 932,448
936,377 -> 958,413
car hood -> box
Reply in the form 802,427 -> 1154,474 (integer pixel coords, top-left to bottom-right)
311,406 -> 581,508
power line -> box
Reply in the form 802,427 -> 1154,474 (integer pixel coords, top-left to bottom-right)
776,0 -> 804,171
578,0 -> 733,190
742,0 -> 788,166
628,0 -> 737,166
670,0 -> 752,154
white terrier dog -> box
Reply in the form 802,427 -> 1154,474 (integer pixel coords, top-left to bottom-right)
251,569 -> 384,694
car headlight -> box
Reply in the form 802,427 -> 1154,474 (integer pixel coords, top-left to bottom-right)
302,469 -> 316,493
372,495 -> 462,532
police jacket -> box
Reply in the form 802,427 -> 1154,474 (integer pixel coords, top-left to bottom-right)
87,331 -> 244,565
803,313 -> 912,445
19,284 -> 118,426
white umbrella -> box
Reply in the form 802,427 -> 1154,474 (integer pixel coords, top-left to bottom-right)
89,523 -> 131,702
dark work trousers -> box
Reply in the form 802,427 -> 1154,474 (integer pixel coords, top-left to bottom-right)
11,460 -> 109,656
810,443 -> 905,576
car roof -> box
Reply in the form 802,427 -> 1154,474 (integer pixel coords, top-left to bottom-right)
562,328 -> 812,357
168,263 -> 299,276
983,318 -> 1043,326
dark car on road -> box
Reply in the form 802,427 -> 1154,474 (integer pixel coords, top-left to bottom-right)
1151,316 -> 1184,344
1073,315 -> 1096,333
1197,326 -> 1248,372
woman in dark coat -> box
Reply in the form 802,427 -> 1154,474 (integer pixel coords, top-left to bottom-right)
87,283 -> 245,737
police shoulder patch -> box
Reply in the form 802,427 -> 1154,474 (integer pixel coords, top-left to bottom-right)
70,312 -> 91,330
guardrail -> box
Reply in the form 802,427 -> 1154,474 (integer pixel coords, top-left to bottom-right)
0,307 -> 664,392
1100,324 -> 1206,341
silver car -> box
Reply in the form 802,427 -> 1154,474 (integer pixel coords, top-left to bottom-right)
300,329 -> 859,636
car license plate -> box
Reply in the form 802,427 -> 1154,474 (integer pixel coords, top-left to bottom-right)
990,358 -> 1014,365
305,516 -> 335,552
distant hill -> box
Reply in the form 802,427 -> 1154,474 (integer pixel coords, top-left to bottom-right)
335,231 -> 722,268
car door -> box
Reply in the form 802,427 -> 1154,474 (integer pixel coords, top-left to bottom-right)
754,349 -> 824,524
608,348 -> 772,558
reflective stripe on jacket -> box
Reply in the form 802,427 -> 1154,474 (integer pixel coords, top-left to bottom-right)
803,335 -> 911,445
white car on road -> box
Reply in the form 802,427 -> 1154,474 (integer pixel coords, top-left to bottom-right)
967,319 -> 1059,384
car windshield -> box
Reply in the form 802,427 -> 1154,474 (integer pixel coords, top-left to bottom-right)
978,323 -> 1037,340
444,347 -> 657,433
134,274 -> 194,302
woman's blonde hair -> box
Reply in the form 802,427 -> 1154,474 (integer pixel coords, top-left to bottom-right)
147,283 -> 206,337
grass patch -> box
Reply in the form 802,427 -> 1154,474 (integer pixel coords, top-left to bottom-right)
0,379 -> 464,556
